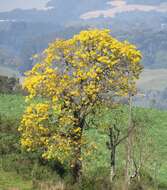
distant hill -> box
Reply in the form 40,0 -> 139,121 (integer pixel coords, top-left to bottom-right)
0,0 -> 167,73
0,65 -> 19,77
137,69 -> 167,91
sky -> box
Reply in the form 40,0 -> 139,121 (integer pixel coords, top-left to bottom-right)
0,0 -> 49,12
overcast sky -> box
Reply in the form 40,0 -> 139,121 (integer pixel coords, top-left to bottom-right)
0,0 -> 49,12
1,0 -> 167,17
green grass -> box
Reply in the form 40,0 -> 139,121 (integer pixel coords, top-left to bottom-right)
0,94 -> 167,189
0,170 -> 32,190
0,94 -> 25,119
148,109 -> 167,185
85,108 -> 167,186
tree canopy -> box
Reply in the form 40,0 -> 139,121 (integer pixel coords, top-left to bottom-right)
19,29 -> 142,181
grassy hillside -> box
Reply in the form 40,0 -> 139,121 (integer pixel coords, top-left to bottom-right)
0,65 -> 19,78
0,170 -> 32,190
0,94 -> 167,189
137,69 -> 167,91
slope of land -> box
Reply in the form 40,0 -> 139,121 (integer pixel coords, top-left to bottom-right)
137,69 -> 167,91
0,170 -> 32,190
0,65 -> 19,77
0,94 -> 167,189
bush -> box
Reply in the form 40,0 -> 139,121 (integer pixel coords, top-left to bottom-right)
0,75 -> 20,94
0,114 -> 66,181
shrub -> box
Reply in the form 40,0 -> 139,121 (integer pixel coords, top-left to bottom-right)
0,76 -> 20,94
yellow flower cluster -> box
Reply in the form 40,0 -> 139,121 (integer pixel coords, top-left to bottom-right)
19,103 -> 50,149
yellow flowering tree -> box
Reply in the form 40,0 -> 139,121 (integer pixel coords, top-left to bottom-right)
19,29 -> 142,182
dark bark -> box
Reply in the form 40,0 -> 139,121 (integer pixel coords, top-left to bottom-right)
71,115 -> 85,183
72,146 -> 82,183
107,125 -> 121,183
107,120 -> 136,185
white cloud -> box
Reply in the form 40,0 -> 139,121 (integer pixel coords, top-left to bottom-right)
81,0 -> 167,20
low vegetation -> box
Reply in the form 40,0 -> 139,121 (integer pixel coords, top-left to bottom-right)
0,94 -> 167,190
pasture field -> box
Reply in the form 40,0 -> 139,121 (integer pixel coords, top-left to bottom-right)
0,94 -> 167,190
0,170 -> 32,190
137,69 -> 167,91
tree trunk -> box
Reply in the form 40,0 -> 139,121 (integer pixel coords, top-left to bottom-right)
109,127 -> 116,183
72,146 -> 82,183
71,116 -> 85,183
124,135 -> 133,190
124,95 -> 133,190
110,146 -> 116,183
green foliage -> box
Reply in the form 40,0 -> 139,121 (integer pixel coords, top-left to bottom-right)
0,95 -> 67,189
0,94 -> 167,189
0,75 -> 20,94
0,170 -> 32,190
